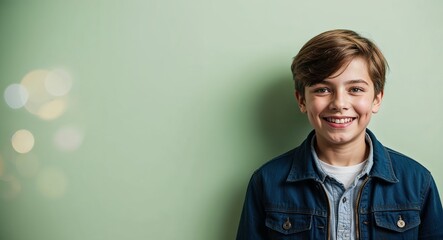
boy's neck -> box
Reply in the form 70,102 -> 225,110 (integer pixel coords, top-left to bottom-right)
314,135 -> 369,166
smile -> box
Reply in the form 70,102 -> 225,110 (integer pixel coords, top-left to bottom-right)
324,117 -> 355,124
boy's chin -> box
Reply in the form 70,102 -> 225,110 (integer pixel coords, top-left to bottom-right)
318,131 -> 364,146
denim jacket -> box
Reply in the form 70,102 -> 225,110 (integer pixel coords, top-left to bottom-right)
236,129 -> 443,239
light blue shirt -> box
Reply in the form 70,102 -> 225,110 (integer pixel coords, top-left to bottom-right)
311,134 -> 374,240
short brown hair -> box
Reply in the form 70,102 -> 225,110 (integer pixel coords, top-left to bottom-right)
291,29 -> 388,97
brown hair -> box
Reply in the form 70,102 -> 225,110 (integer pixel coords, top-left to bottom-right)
291,29 -> 388,97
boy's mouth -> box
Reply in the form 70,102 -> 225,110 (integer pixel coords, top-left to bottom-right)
324,117 -> 356,124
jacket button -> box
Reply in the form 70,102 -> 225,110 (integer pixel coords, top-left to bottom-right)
282,217 -> 292,230
397,216 -> 406,228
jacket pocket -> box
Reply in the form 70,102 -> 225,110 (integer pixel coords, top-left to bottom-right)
374,210 -> 421,233
265,211 -> 312,235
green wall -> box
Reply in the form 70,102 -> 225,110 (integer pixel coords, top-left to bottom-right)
1,1 -> 442,239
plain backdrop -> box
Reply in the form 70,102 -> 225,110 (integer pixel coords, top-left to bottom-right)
1,1 -> 442,239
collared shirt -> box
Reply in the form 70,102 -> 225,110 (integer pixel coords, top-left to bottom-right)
311,134 -> 374,240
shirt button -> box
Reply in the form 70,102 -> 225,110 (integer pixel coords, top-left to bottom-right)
342,197 -> 347,203
283,217 -> 292,230
397,217 -> 406,228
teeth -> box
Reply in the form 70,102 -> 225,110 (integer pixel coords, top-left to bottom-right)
327,118 -> 353,124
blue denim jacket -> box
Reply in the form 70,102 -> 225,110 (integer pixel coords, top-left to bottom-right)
236,129 -> 443,239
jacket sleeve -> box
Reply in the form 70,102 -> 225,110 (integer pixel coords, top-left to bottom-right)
236,172 -> 267,240
419,173 -> 443,239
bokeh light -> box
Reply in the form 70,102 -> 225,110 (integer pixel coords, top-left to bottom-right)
45,69 -> 72,97
5,68 -> 76,201
36,166 -> 67,199
11,129 -> 35,154
54,126 -> 84,151
4,83 -> 29,109
15,154 -> 40,178
0,175 -> 21,200
36,98 -> 67,120
21,69 -> 51,114
21,69 -> 69,120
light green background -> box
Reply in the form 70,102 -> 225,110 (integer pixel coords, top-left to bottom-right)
1,1 -> 442,239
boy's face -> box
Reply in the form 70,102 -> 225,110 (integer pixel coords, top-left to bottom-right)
296,57 -> 383,148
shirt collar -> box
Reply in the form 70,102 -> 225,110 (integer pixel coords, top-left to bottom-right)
286,129 -> 398,183
310,133 -> 374,183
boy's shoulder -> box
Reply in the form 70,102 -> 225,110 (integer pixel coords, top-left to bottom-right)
259,148 -> 295,170
252,147 -> 301,181
384,146 -> 431,175
255,132 -> 314,176
368,129 -> 431,176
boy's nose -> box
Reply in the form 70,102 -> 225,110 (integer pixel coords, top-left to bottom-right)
329,92 -> 349,111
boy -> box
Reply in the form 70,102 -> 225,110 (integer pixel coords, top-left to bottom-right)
236,29 -> 443,239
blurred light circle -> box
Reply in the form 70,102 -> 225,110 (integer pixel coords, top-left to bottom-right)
21,69 -> 68,121
45,69 -> 72,97
36,166 -> 67,199
21,69 -> 52,114
0,175 -> 21,200
37,98 -> 67,120
4,84 -> 29,109
54,126 -> 83,151
11,129 -> 35,154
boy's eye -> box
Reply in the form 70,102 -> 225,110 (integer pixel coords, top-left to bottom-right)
314,87 -> 330,93
349,87 -> 364,93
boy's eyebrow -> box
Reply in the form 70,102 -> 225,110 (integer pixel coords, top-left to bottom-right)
346,79 -> 370,85
314,79 -> 370,85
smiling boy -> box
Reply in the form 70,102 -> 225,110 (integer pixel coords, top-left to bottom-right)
236,29 -> 443,239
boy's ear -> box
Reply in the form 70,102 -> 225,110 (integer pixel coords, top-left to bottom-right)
372,90 -> 384,114
295,91 -> 307,113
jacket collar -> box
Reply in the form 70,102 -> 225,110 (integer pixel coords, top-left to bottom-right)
286,129 -> 398,183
